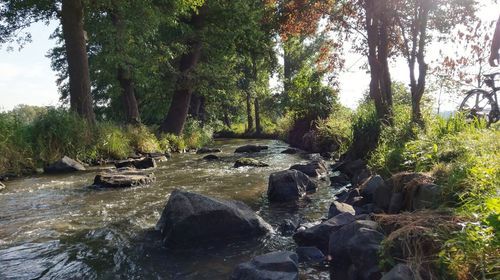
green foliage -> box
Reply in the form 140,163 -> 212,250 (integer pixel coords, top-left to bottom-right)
314,105 -> 353,157
159,134 -> 186,152
95,122 -> 132,160
125,125 -> 161,154
182,118 -> 213,149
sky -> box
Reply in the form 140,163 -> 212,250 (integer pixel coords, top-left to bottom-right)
0,3 -> 498,112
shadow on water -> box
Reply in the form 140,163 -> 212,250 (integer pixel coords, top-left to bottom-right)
0,139 -> 338,279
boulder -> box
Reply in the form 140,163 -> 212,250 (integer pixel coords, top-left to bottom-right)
328,220 -> 382,263
281,148 -> 299,154
330,174 -> 351,188
360,175 -> 386,202
267,170 -> 317,202
293,212 -> 356,253
289,159 -> 328,177
156,190 -> 272,248
197,147 -> 222,154
44,156 -> 86,174
347,228 -> 385,279
374,182 -> 393,211
328,201 -> 356,219
409,183 -> 442,211
320,152 -> 333,160
381,264 -> 415,280
234,158 -> 269,168
296,246 -> 325,263
115,157 -> 156,169
230,251 -> 299,280
203,154 -> 219,161
146,152 -> 168,162
278,219 -> 298,236
332,159 -> 366,178
91,168 -> 155,188
234,145 -> 269,153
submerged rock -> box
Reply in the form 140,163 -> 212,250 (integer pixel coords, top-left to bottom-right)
234,158 -> 269,168
234,145 -> 268,153
267,170 -> 317,202
115,157 -> 156,169
289,159 -> 328,177
156,190 -> 272,248
230,251 -> 299,280
44,156 -> 86,174
91,168 -> 155,188
197,147 -> 221,154
203,154 -> 220,161
281,148 -> 299,154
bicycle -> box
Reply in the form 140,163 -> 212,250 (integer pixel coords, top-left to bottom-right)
459,72 -> 500,125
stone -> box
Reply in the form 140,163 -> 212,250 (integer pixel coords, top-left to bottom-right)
347,228 -> 384,279
234,158 -> 269,168
234,145 -> 268,153
360,175 -> 386,202
381,264 -> 415,280
278,219 -> 298,236
197,147 -> 222,154
156,190 -> 272,248
267,170 -> 317,202
374,182 -> 393,211
293,212 -> 356,253
332,159 -> 366,178
328,201 -> 356,219
328,220 -> 382,263
409,183 -> 442,211
289,159 -> 328,177
91,168 -> 155,188
203,154 -> 219,161
320,152 -> 333,159
115,157 -> 156,169
147,153 -> 168,162
296,247 -> 325,263
281,148 -> 299,154
230,251 -> 299,280
44,156 -> 86,174
330,174 -> 351,188
388,193 -> 404,214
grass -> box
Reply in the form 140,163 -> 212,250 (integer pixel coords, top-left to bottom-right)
0,107 -> 214,174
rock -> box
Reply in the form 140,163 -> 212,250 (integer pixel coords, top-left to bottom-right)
0,182 -> 5,192
351,196 -> 369,207
328,220 -> 382,263
267,170 -> 317,202
289,159 -> 328,177
203,154 -> 219,161
381,264 -> 415,280
374,181 -> 393,211
278,219 -> 298,236
147,153 -> 168,162
320,152 -> 333,159
409,183 -> 442,211
388,193 -> 404,214
234,145 -> 268,153
360,175 -> 386,202
293,212 -> 356,253
351,168 -> 371,188
165,152 -> 172,158
281,148 -> 299,154
44,156 -> 86,174
338,188 -> 361,204
328,201 -> 356,219
156,190 -> 272,248
115,157 -> 156,169
296,247 -> 325,263
197,147 -> 221,154
332,159 -> 366,178
347,227 -> 385,279
330,174 -> 351,188
234,158 -> 269,168
230,251 -> 299,280
91,168 -> 156,188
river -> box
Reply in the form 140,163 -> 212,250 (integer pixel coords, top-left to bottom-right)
0,139 -> 343,279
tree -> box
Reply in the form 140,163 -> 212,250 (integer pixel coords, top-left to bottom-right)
1,0 -> 96,123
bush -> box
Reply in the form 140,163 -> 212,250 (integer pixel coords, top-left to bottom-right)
125,125 -> 161,154
183,118 -> 213,149
315,106 -> 353,157
95,122 -> 132,160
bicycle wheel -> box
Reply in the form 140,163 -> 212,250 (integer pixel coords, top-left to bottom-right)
459,89 -> 497,124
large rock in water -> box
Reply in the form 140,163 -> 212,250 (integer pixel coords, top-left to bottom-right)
289,159 -> 328,177
115,157 -> 156,169
234,158 -> 269,168
91,168 -> 155,188
235,145 -> 269,153
156,190 -> 272,248
267,170 -> 317,202
44,156 -> 86,174
230,251 -> 299,280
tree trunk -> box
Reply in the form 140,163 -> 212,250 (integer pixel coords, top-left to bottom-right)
189,93 -> 202,119
254,97 -> 261,135
246,91 -> 254,132
110,7 -> 140,124
159,7 -> 206,135
364,0 -> 393,125
61,0 -> 95,123
410,5 -> 429,126
223,111 -> 231,128
117,67 -> 140,124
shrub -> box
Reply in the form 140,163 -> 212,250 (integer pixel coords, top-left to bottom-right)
95,122 -> 132,159
125,125 -> 161,154
159,133 -> 186,152
183,118 -> 213,149
315,106 -> 353,157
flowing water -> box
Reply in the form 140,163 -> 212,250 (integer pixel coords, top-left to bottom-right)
0,139 -> 343,279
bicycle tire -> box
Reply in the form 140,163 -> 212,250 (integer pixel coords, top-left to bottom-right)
459,89 -> 497,125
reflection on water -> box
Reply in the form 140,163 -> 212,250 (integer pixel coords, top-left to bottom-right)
0,139 -> 339,279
